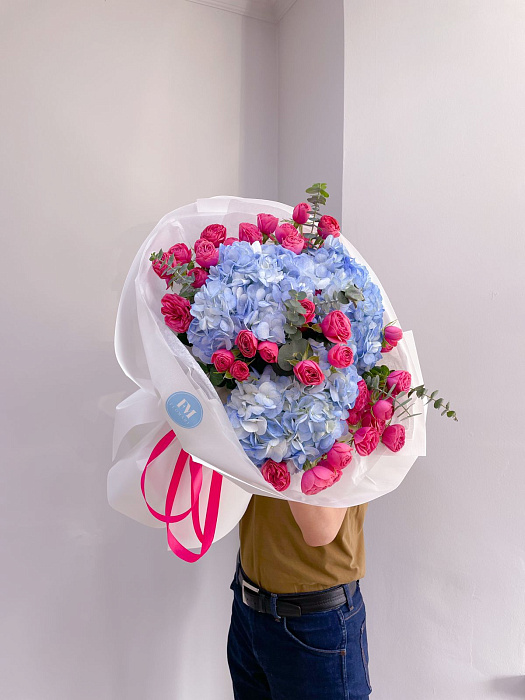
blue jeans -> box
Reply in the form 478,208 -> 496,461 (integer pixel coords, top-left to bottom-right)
227,559 -> 372,699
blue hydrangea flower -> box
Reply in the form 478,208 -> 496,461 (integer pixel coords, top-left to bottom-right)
305,236 -> 385,372
224,339 -> 358,469
187,240 -> 318,363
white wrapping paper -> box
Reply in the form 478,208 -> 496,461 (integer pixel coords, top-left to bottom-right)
108,196 -> 427,549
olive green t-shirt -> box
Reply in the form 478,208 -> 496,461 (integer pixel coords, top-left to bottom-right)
238,494 -> 368,594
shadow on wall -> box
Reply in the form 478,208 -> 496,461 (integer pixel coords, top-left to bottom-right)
489,676 -> 525,698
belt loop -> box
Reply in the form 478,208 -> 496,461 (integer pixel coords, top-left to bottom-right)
269,592 -> 281,620
342,582 -> 354,611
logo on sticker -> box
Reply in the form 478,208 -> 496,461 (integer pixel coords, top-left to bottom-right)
165,392 -> 203,428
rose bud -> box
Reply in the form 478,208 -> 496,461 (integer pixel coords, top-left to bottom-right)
257,213 -> 279,235
325,442 -> 353,470
261,459 -> 290,492
317,215 -> 340,239
292,202 -> 311,225
384,325 -> 403,346
300,463 -> 338,495
222,237 -> 238,246
372,399 -> 394,421
194,238 -> 219,268
239,222 -> 263,244
385,369 -> 411,396
321,310 -> 352,343
381,424 -> 406,452
282,229 -> 306,254
275,223 -> 297,243
211,349 -> 235,373
186,267 -> 209,288
235,329 -> 258,358
230,360 -> 250,382
161,293 -> 193,334
258,340 -> 279,363
327,343 -> 354,368
352,426 -> 380,456
199,224 -> 227,247
167,242 -> 192,265
293,359 -> 325,386
297,298 -> 316,324
381,342 -> 394,354
354,379 -> 370,412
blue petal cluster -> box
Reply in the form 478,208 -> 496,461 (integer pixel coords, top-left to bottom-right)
306,236 -> 385,372
187,240 -> 318,363
224,339 -> 358,469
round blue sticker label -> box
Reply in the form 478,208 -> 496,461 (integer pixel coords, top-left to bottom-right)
165,391 -> 203,429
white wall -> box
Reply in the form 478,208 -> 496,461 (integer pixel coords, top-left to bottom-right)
0,2 -> 277,699
278,0 -> 345,220
343,2 -> 525,699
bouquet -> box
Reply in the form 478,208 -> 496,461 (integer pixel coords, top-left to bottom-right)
149,184 -> 454,497
108,189 -> 455,560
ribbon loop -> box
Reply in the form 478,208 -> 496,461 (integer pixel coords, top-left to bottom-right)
141,430 -> 222,562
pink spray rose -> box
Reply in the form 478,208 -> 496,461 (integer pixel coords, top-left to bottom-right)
239,222 -> 263,244
235,329 -> 258,358
293,360 -> 325,386
211,349 -> 235,373
292,202 -> 311,225
230,360 -> 250,382
321,310 -> 352,343
152,252 -> 172,282
167,242 -> 192,264
186,267 -> 209,288
384,325 -> 403,346
261,459 -> 290,492
194,238 -> 219,268
301,463 -> 338,495
353,426 -> 380,456
386,370 -> 412,396
257,213 -> 279,235
282,229 -> 306,254
258,341 -> 279,363
200,224 -> 227,247
346,407 -> 364,426
317,215 -> 340,239
354,379 -> 370,412
222,237 -> 238,246
298,298 -> 316,324
381,424 -> 406,452
361,411 -> 386,436
327,343 -> 354,368
325,442 -> 353,470
372,398 -> 394,421
161,293 -> 192,334
381,342 -> 394,354
275,223 -> 297,243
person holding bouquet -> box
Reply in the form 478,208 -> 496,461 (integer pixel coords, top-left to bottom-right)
227,497 -> 372,699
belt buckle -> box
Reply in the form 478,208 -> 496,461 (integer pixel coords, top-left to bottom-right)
241,578 -> 260,607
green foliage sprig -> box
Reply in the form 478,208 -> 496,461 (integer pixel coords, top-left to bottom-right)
362,365 -> 457,422
408,385 -> 458,421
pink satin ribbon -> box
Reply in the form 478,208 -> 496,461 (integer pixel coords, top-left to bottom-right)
141,430 -> 223,562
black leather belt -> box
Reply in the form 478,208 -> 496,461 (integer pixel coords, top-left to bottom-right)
236,557 -> 357,618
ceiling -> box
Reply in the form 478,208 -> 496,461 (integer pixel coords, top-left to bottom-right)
185,0 -> 298,23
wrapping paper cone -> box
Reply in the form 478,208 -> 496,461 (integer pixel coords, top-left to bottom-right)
108,196 -> 427,553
